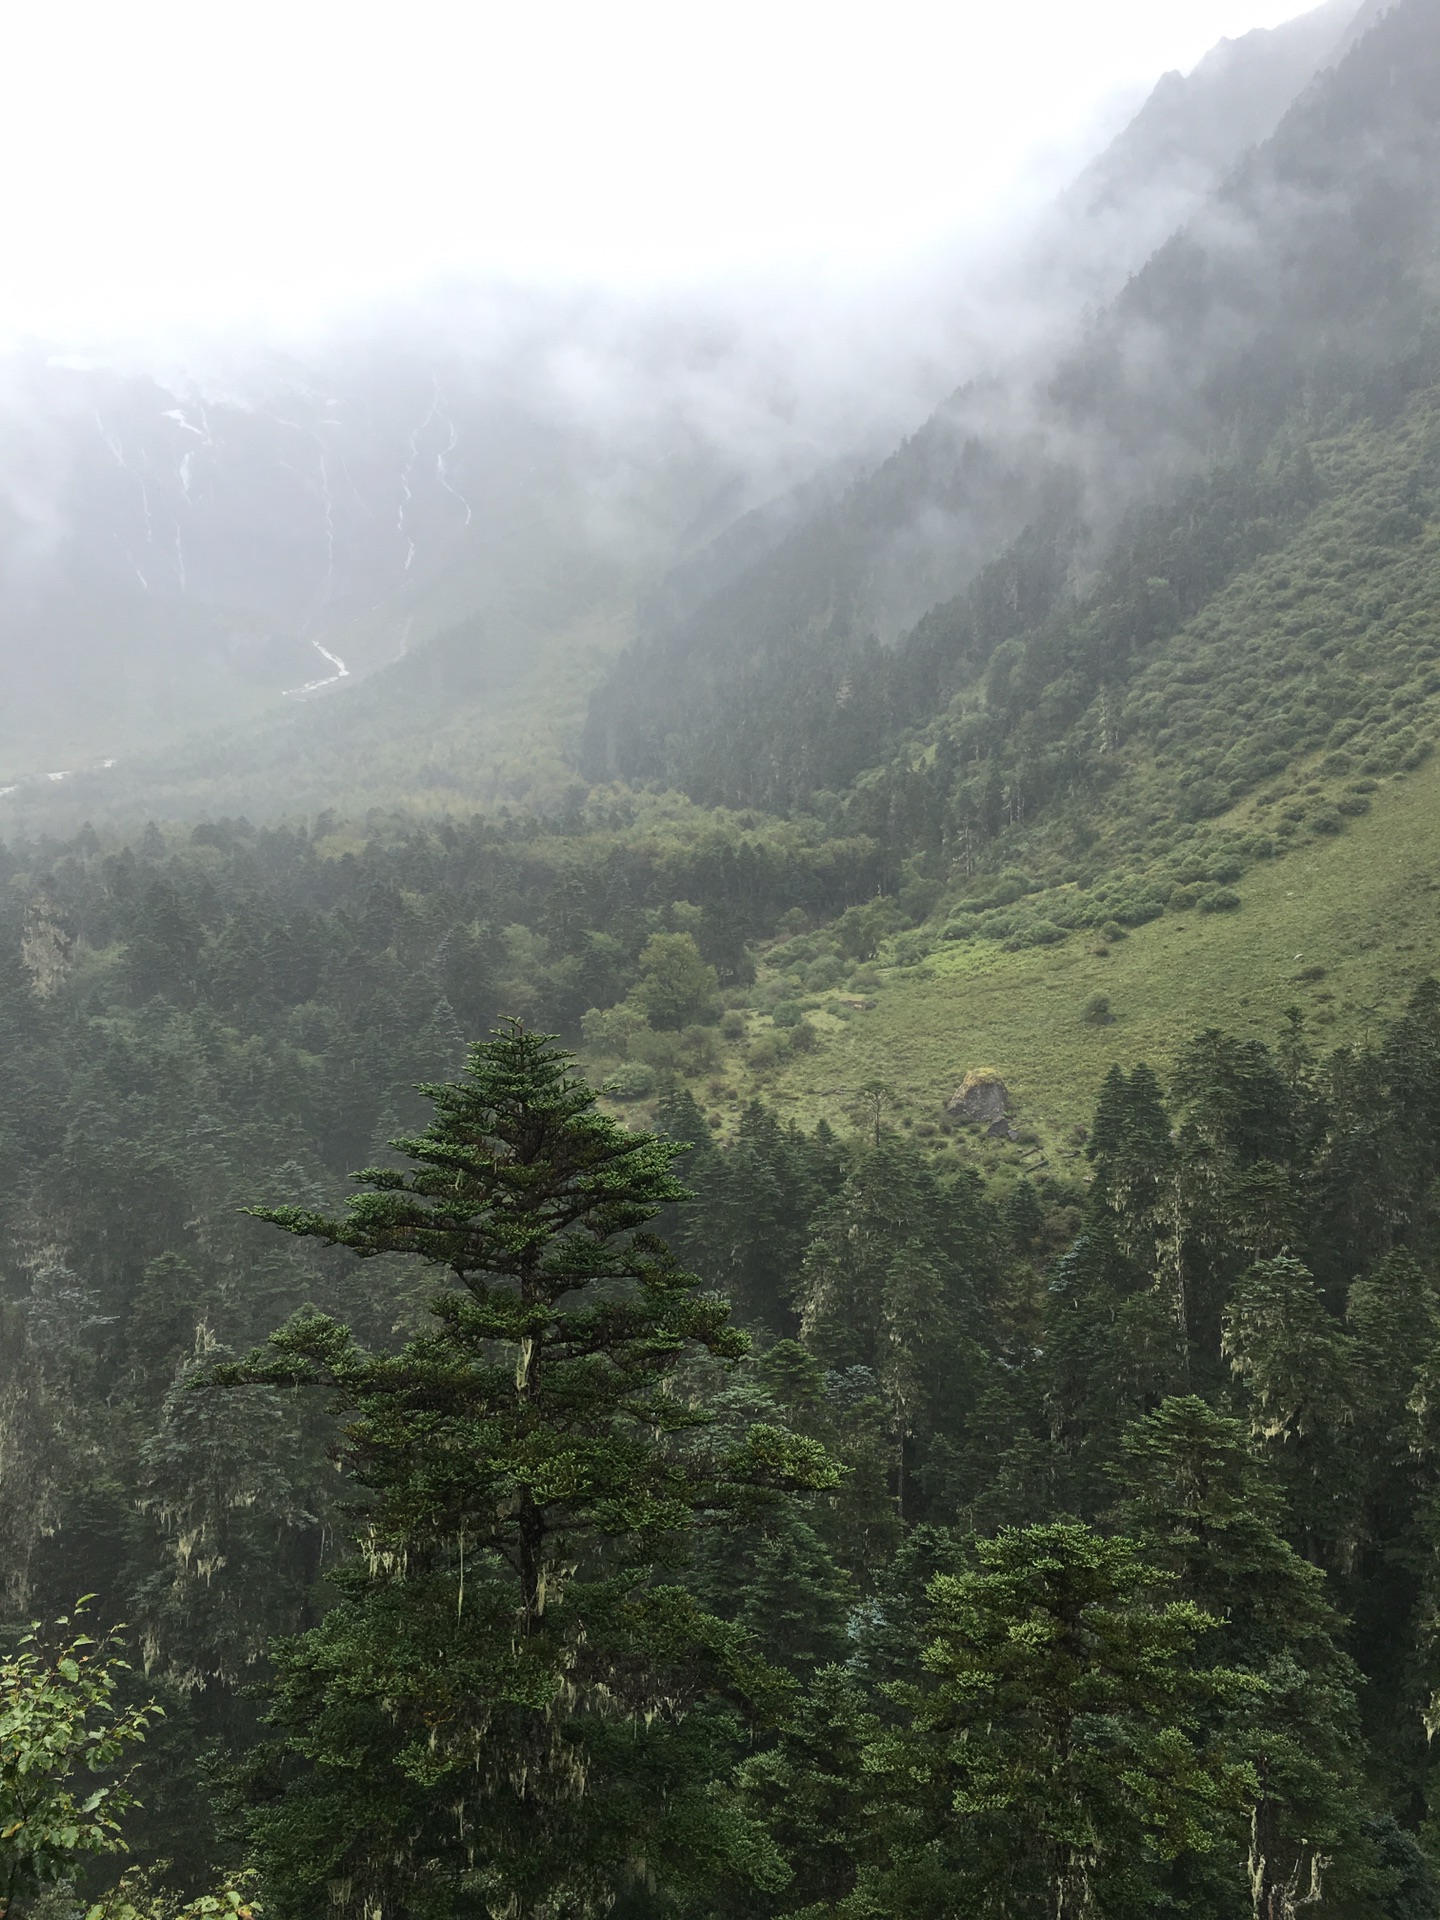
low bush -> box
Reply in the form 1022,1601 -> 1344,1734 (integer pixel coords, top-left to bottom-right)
603,1062 -> 657,1101
747,1031 -> 788,1073
1004,919 -> 1068,950
805,955 -> 846,990
891,931 -> 935,966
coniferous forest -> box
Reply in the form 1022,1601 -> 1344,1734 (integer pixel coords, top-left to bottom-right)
11,2 -> 1440,1917
12,824 -> 1440,1918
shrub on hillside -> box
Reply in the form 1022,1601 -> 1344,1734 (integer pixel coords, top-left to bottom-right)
891,931 -> 935,966
942,914 -> 981,942
805,955 -> 846,990
603,1062 -> 657,1101
747,1031 -> 788,1073
1004,918 -> 1067,950
631,933 -> 720,1030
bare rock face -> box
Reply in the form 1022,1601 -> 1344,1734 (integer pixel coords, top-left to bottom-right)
946,1069 -> 1010,1126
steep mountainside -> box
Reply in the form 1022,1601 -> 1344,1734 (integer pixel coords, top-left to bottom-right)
583,0 -> 1417,792
0,0 -> 1369,820
1045,0 -> 1371,302
0,303 -> 896,785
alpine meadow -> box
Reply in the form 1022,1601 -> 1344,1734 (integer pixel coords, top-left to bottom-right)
9,3 -> 1440,1918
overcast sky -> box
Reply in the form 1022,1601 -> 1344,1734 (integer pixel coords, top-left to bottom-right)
0,0 -> 1331,344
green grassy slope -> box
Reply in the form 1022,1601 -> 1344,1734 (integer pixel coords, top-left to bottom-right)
578,382 -> 1440,1156
652,752 -> 1440,1162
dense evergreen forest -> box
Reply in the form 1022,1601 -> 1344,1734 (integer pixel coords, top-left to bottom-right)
9,806 -> 1440,1918
10,4 -> 1440,1918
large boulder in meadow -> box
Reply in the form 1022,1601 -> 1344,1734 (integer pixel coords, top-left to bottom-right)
947,1069 -> 1010,1126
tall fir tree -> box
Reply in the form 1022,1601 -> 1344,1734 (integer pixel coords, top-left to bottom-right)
1111,1397 -> 1371,1920
864,1521 -> 1256,1920
212,1025 -> 837,1920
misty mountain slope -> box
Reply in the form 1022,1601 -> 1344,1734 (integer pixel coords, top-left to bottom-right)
1050,1 -> 1440,450
1031,0 -> 1365,302
567,369 -> 1440,1145
582,0 -> 1408,790
0,355 -> 505,777
578,318 -> 1440,837
0,296 -> 908,784
0,6 -> 1367,801
0,595 -> 637,831
0,586 -> 316,777
0,1 -> 1393,818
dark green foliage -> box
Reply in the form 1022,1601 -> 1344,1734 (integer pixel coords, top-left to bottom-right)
666,1104 -> 842,1333
1002,1178 -> 1044,1253
864,1523 -> 1257,1920
735,1664 -> 883,1916
1111,1398 -> 1371,1917
215,1026 -> 837,1919
685,1507 -> 855,1675
794,1142 -> 1003,1523
14,806 -> 1440,1913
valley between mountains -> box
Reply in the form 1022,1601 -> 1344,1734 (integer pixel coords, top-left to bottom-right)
10,4 -> 1440,1918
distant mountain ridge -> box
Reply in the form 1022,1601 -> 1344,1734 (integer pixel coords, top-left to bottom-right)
0,331 -> 740,777
1034,0 -> 1365,304
0,291 -> 931,783
0,0 -> 1382,817
581,0 -> 1429,799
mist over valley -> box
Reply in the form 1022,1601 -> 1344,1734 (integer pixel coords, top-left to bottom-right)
7,6 -> 1440,1919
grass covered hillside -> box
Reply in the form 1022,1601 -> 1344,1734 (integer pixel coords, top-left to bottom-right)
683,747 -> 1440,1154
572,374 -> 1440,1157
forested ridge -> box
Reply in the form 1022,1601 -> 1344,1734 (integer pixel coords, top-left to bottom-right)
10,810 -> 1440,1915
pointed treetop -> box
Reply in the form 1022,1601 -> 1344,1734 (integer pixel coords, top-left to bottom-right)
249,1021 -> 693,1292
